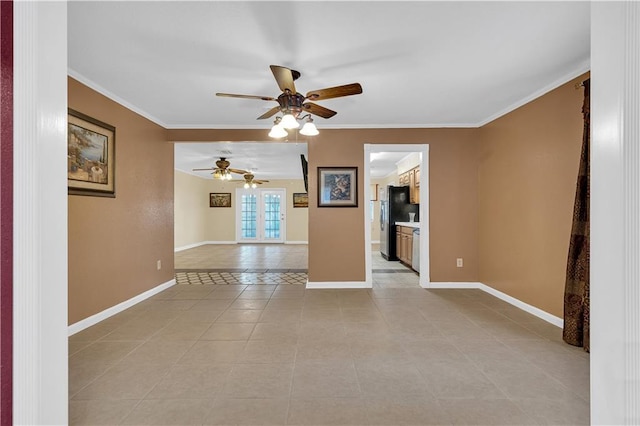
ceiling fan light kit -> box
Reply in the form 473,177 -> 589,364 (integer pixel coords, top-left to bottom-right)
280,113 -> 300,129
299,116 -> 319,136
216,65 -> 363,139
268,118 -> 288,138
193,157 -> 255,181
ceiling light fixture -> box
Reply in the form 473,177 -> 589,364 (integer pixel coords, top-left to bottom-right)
268,113 -> 319,139
268,117 -> 288,139
299,115 -> 319,136
280,112 -> 300,129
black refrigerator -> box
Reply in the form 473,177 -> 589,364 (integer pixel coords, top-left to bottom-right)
380,185 -> 419,261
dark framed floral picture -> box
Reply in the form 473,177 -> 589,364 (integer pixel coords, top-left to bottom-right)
317,167 -> 358,207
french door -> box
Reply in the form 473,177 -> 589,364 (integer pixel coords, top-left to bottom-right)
236,188 -> 286,243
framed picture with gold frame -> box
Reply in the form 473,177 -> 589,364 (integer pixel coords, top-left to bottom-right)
67,109 -> 116,197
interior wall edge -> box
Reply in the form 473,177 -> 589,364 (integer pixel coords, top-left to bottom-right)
14,1 -> 68,423
591,2 -> 640,423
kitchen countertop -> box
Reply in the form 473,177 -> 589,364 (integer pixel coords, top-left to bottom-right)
395,222 -> 420,228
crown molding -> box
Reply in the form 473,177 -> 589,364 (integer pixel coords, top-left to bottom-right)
71,64 -> 590,131
476,61 -> 591,127
68,68 -> 168,128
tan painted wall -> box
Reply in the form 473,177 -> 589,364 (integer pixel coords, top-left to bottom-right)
169,128 -> 480,283
478,73 -> 588,317
68,71 -> 585,324
174,170 -> 209,249
174,172 -> 309,245
68,77 -> 174,324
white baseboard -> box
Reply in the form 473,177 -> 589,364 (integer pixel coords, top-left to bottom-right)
174,241 -> 207,252
68,278 -> 176,336
478,283 -> 564,328
174,241 -> 238,252
428,281 -> 482,289
176,241 -> 307,250
306,281 -> 370,289
205,240 -> 238,245
426,281 -> 563,328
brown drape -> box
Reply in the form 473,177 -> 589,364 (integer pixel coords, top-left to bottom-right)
563,79 -> 590,352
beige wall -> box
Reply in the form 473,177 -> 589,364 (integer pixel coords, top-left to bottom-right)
174,171 -> 309,245
478,73 -> 588,317
169,128 -> 480,283
68,77 -> 174,324
174,170 -> 209,248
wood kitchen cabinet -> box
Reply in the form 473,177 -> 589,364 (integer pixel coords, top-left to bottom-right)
410,167 -> 420,204
395,226 -> 414,265
399,171 -> 410,186
399,166 -> 420,204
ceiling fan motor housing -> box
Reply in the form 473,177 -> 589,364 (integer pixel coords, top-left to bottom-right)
215,158 -> 231,169
277,92 -> 306,117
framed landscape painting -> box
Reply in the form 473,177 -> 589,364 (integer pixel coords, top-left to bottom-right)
67,109 -> 116,197
210,193 -> 232,207
317,167 -> 358,207
293,192 -> 308,208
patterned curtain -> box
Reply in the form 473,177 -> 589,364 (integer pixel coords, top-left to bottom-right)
563,79 -> 590,352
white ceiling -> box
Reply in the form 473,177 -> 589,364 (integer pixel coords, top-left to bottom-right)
67,1 -> 591,180
175,141 -> 309,180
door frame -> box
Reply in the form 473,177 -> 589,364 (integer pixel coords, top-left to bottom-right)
235,187 -> 286,243
363,144 -> 430,288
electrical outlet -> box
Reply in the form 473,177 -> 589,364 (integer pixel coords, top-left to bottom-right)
157,260 -> 162,270
456,258 -> 463,268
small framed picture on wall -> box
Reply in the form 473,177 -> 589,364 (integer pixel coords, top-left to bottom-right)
209,193 -> 231,207
317,167 -> 358,207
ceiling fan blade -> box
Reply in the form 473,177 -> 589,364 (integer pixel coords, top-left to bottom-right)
270,65 -> 296,94
192,168 -> 214,171
306,83 -> 363,101
302,102 -> 338,119
257,106 -> 281,120
254,180 -> 270,184
229,168 -> 250,175
216,92 -> 276,101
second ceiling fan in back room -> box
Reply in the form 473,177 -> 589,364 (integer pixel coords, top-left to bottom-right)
216,65 -> 363,138
192,157 -> 248,180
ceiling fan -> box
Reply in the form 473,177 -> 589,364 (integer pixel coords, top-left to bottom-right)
231,173 -> 269,189
192,157 -> 248,180
216,65 -> 363,137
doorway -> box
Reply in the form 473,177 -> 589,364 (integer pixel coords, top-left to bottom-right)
236,188 -> 286,243
364,144 -> 430,288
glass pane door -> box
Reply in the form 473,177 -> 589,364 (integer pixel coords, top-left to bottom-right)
262,191 -> 282,241
236,188 -> 285,243
240,193 -> 257,240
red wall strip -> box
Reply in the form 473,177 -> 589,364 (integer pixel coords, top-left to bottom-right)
0,1 -> 12,425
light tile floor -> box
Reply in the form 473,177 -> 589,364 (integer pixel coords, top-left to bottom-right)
69,245 -> 589,425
